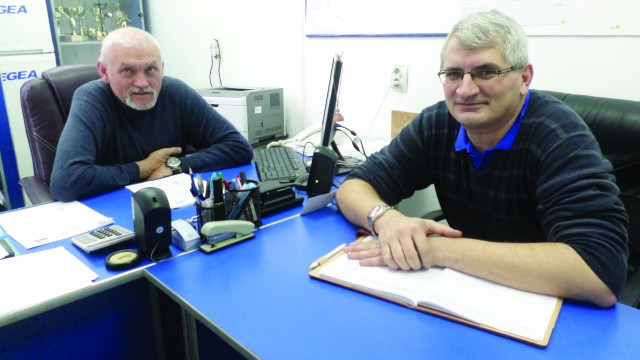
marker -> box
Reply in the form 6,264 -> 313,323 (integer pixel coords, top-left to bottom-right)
212,177 -> 225,221
309,243 -> 346,270
222,179 -> 232,191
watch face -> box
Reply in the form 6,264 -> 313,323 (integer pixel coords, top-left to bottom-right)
369,204 -> 386,218
167,157 -> 181,168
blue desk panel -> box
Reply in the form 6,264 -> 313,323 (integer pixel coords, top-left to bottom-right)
0,278 -> 158,360
145,207 -> 640,359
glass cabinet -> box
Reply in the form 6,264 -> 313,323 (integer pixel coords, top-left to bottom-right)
48,0 -> 145,65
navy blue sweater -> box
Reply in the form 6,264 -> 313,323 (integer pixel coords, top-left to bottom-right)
348,90 -> 629,296
51,77 -> 253,201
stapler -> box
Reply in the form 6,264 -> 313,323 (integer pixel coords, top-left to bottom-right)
199,220 -> 256,254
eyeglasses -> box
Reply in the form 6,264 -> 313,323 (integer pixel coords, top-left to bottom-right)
437,67 -> 515,85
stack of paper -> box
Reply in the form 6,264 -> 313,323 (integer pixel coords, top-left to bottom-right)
0,247 -> 99,316
0,201 -> 113,249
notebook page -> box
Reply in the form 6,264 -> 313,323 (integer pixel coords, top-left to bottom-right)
319,254 -> 446,307
429,268 -> 558,341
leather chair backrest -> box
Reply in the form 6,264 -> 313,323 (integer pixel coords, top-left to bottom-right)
20,64 -> 99,186
542,91 -> 640,174
541,90 -> 640,271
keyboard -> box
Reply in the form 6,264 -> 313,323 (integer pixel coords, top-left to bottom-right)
71,225 -> 135,253
254,146 -> 308,182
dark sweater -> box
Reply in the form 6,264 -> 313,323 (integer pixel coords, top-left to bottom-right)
347,90 -> 629,296
51,77 -> 253,201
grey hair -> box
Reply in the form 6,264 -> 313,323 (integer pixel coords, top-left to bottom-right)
98,27 -> 162,66
440,9 -> 528,70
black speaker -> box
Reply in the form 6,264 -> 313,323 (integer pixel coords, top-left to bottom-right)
132,187 -> 172,261
306,146 -> 338,197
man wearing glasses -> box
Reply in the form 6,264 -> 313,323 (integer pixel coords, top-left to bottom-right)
336,10 -> 628,307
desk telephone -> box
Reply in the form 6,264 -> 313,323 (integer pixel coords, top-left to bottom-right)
266,125 -> 322,150
267,125 -> 356,157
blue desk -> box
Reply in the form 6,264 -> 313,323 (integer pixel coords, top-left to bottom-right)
2,162 -> 640,359
0,162 -> 313,359
145,207 -> 640,359
3,162 -> 304,281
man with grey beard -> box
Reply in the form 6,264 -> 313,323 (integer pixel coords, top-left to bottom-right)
51,27 -> 252,201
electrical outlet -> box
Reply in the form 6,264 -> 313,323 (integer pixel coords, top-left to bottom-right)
391,65 -> 407,92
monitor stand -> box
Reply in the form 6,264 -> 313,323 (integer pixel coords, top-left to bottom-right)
332,141 -> 361,175
293,140 -> 361,192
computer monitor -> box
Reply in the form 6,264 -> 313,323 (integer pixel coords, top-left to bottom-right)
318,54 -> 358,175
320,54 -> 343,151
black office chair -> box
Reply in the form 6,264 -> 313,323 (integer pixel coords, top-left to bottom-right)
542,90 -> 640,308
19,64 -> 100,205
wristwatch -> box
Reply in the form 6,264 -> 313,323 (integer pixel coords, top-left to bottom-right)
367,204 -> 392,237
166,156 -> 182,175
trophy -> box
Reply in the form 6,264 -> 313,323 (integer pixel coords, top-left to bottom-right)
58,6 -> 88,42
76,7 -> 88,39
90,4 -> 112,40
54,8 -> 63,36
113,3 -> 131,28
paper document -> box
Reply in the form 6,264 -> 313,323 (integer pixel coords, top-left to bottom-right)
0,247 -> 98,316
317,251 -> 560,344
126,173 -> 194,209
0,201 -> 114,249
301,190 -> 336,215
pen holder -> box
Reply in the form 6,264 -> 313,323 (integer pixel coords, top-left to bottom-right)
225,180 -> 262,228
194,199 -> 225,240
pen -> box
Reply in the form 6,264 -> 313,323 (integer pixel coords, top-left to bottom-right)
196,174 -> 204,194
190,172 -> 205,201
309,243 -> 346,270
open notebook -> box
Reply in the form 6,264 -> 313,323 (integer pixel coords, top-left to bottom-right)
309,244 -> 563,347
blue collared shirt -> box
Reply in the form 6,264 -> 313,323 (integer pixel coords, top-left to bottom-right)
454,91 -> 531,171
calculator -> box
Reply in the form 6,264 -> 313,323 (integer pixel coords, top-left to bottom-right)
71,225 -> 135,253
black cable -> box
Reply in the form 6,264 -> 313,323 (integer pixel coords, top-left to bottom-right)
209,52 -> 215,87
215,39 -> 222,86
336,124 -> 367,157
209,39 -> 223,87
302,141 -> 316,164
217,58 -> 222,86
149,241 -> 160,262
335,127 -> 367,158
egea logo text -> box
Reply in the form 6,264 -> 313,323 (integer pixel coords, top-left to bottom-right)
1,4 -> 38,82
0,5 -> 28,15
1,70 -> 39,82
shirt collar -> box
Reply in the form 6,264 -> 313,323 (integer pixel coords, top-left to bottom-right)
455,90 -> 531,154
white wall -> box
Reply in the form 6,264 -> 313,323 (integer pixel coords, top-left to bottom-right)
143,0 -> 305,137
144,1 -> 640,215
144,1 -> 640,142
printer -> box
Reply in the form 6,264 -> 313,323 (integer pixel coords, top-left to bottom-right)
197,87 -> 285,145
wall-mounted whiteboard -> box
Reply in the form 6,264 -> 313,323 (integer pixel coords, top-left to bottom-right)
306,0 -> 640,37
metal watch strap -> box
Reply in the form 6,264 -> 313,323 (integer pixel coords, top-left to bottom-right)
368,204 -> 392,237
